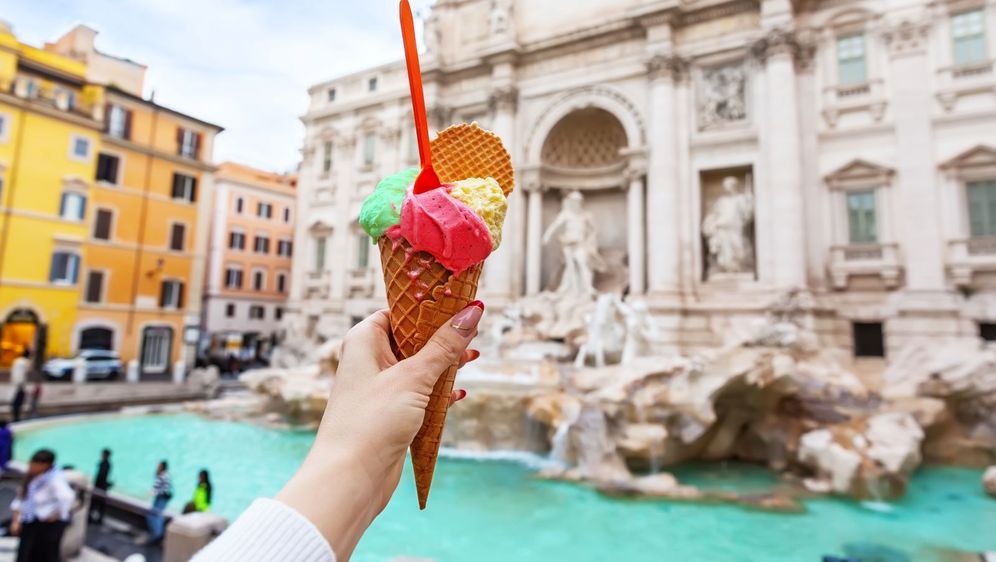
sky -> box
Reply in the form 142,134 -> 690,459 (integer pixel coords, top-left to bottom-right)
5,0 -> 434,173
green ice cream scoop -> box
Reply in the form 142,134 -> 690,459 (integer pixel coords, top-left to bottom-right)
359,167 -> 418,239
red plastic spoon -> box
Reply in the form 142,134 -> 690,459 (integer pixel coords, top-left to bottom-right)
400,0 -> 440,194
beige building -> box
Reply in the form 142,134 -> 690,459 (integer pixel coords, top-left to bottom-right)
203,162 -> 296,363
288,0 -> 996,359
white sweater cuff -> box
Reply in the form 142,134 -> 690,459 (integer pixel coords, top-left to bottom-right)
192,498 -> 336,562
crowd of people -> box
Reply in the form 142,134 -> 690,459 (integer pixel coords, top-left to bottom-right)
2,442 -> 214,561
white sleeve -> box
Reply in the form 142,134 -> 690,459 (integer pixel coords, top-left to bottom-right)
191,498 -> 336,562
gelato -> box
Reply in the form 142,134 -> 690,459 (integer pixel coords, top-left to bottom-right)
448,177 -> 506,249
359,167 -> 418,239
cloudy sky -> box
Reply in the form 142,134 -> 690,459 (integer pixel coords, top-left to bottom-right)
5,0 -> 433,172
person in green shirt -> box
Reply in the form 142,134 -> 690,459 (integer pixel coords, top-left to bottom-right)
184,469 -> 212,513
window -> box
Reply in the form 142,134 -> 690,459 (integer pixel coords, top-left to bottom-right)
322,141 -> 333,174
277,239 -> 293,257
836,33 -> 867,85
356,234 -> 370,268
847,190 -> 877,243
0,114 -> 9,143
235,197 -> 244,214
140,326 -> 173,373
979,322 -> 996,342
275,307 -> 284,321
96,153 -> 120,184
368,77 -> 378,92
49,251 -> 80,285
159,280 -> 184,309
952,9 -> 987,65
225,267 -> 244,289
314,236 -> 327,271
107,104 -> 132,140
249,305 -> 266,320
257,202 -> 273,218
70,135 -> 91,161
967,180 -> 996,237
169,223 -> 186,251
177,128 -> 200,159
225,303 -> 236,318
55,88 -> 76,112
853,322 -> 885,358
253,270 -> 265,291
171,173 -> 198,202
283,207 -> 291,223
85,270 -> 104,303
93,208 -> 113,241
254,235 -> 271,254
327,88 -> 337,102
60,192 -> 86,221
229,230 -> 246,250
363,132 -> 376,165
277,272 -> 287,293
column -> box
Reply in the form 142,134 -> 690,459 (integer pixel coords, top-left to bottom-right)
483,85 -> 519,299
525,181 -> 544,295
644,55 -> 683,295
626,167 -> 646,295
758,30 -> 806,289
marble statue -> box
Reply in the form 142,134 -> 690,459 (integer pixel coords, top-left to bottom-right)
702,176 -> 755,276
698,63 -> 747,128
620,299 -> 661,364
574,293 -> 626,368
489,0 -> 514,36
543,191 -> 605,297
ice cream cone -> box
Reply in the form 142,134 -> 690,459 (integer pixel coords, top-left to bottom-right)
378,122 -> 514,509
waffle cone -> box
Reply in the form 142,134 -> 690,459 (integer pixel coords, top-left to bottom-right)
380,122 -> 513,509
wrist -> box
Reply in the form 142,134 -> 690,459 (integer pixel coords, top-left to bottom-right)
276,445 -> 380,561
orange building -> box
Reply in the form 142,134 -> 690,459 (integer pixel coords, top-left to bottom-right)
46,26 -> 223,377
203,162 -> 295,363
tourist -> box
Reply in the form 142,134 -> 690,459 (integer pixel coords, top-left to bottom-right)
11,449 -> 76,562
11,384 -> 25,422
28,383 -> 41,419
89,449 -> 112,524
192,305 -> 480,561
146,460 -> 172,545
0,420 -> 12,472
184,469 -> 213,513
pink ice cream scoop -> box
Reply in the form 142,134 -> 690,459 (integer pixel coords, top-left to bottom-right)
396,185 -> 493,274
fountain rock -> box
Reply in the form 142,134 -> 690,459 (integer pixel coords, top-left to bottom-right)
239,366 -> 331,424
984,466 -> 996,498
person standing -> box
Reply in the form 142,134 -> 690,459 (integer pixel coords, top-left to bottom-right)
11,385 -> 25,423
10,449 -> 75,562
88,449 -> 112,524
28,383 -> 41,419
0,420 -> 12,472
183,469 -> 212,514
146,461 -> 172,545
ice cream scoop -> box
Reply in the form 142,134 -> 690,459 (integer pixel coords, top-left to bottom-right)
447,177 -> 507,249
359,167 -> 419,239
397,185 -> 493,275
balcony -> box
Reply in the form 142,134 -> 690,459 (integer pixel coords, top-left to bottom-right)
821,79 -> 887,128
947,238 -> 996,287
304,270 -> 331,299
829,243 -> 902,290
3,78 -> 97,120
936,60 -> 995,112
346,267 -> 376,298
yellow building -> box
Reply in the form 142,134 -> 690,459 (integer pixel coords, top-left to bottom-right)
0,22 -> 103,369
0,24 -> 222,377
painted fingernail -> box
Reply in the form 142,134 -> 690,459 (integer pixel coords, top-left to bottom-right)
451,303 -> 484,335
468,300 -> 485,311
467,349 -> 481,361
457,389 -> 468,401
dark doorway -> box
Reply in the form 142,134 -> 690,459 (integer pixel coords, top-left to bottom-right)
853,322 -> 885,358
79,327 -> 114,351
979,323 -> 996,342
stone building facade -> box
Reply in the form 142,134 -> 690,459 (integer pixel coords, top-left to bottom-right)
288,0 -> 996,358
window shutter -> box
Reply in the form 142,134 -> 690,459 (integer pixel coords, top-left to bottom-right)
194,132 -> 202,159
178,282 -> 185,308
171,174 -> 181,199
176,128 -> 184,155
124,109 -> 133,139
59,193 -> 66,217
190,177 -> 198,202
104,103 -> 112,131
109,156 -> 119,183
159,281 -> 167,308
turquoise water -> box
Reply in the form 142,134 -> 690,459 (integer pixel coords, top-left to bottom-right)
14,413 -> 996,562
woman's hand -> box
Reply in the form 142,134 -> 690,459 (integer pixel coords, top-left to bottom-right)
276,304 -> 483,561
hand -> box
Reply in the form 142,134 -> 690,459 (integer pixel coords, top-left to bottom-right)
277,304 -> 483,561
10,518 -> 20,537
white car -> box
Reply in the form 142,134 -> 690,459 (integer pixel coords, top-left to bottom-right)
43,350 -> 123,381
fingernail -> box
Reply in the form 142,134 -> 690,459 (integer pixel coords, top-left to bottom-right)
451,303 -> 484,336
468,300 -> 485,311
468,349 -> 481,361
457,389 -> 467,401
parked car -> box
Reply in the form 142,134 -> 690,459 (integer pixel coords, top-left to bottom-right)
43,349 -> 123,381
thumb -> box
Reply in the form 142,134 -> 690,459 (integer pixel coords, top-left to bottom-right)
402,301 -> 484,390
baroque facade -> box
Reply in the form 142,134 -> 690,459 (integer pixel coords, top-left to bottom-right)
289,0 -> 996,358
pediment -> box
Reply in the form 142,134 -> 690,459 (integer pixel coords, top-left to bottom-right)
940,145 -> 996,170
308,219 -> 334,233
825,159 -> 894,188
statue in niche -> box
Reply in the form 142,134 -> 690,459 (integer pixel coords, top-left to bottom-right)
543,191 -> 605,298
698,63 -> 747,129
702,175 -> 755,277
489,0 -> 513,36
